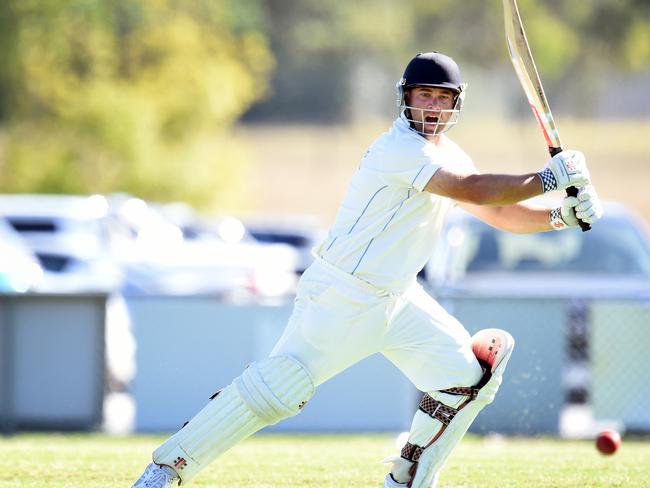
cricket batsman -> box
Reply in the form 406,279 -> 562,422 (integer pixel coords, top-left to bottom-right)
132,52 -> 603,487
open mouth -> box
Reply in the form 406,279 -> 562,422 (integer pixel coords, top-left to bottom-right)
424,115 -> 439,125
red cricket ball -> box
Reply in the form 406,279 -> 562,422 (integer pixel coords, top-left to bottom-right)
596,430 -> 621,455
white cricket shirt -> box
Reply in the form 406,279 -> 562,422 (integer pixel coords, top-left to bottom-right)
315,113 -> 475,291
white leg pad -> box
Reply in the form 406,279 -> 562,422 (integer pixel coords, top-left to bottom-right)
408,330 -> 514,488
234,355 -> 314,424
153,355 -> 314,484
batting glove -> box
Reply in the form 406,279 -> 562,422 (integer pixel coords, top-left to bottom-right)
538,150 -> 591,193
550,185 -> 604,230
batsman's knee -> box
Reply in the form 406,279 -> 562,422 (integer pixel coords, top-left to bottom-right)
469,328 -> 515,405
235,355 -> 315,424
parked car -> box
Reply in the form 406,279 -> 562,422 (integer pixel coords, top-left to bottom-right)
111,197 -> 298,299
422,200 -> 650,435
0,194 -> 125,293
423,200 -> 650,299
0,217 -> 44,292
245,217 -> 326,275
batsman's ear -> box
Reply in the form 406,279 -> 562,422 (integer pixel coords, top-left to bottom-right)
403,87 -> 413,104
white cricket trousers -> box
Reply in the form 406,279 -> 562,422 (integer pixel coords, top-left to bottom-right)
271,257 -> 482,392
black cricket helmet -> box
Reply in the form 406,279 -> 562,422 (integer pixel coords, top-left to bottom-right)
396,52 -> 467,135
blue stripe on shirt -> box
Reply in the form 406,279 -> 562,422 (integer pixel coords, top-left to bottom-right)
351,167 -> 427,274
324,185 -> 388,253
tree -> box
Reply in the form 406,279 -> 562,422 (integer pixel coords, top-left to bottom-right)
244,0 -> 650,121
0,0 -> 273,209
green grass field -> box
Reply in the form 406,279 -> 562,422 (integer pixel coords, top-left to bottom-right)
2,433 -> 649,487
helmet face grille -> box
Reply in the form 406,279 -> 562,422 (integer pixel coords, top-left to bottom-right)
401,97 -> 464,136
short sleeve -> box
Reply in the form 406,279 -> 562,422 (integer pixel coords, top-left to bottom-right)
377,139 -> 442,192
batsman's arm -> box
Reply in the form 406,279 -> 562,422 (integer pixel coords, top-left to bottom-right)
459,183 -> 604,233
424,168 -> 544,206
459,201 -> 555,234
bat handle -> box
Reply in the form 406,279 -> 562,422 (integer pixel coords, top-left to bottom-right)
549,146 -> 591,232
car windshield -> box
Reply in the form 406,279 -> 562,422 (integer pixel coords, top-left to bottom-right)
446,216 -> 650,278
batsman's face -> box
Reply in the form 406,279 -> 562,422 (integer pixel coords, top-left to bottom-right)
406,87 -> 456,136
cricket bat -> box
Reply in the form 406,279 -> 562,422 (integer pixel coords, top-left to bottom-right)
502,0 -> 590,231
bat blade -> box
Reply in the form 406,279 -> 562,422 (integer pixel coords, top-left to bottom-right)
502,0 -> 561,152
502,0 -> 590,231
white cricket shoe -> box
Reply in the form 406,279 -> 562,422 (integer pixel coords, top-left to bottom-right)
383,472 -> 439,488
383,474 -> 408,487
132,463 -> 178,487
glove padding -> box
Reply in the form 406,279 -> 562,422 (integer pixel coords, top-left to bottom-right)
538,150 -> 591,193
551,185 -> 604,230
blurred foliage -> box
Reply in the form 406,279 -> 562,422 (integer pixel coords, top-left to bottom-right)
248,0 -> 650,121
0,1 -> 647,201
288,0 -> 650,73
0,0 -> 273,208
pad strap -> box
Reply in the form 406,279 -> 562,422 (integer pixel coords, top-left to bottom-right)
418,393 -> 461,426
401,442 -> 424,463
401,392 -> 469,466
439,386 -> 479,399
402,392 -> 476,485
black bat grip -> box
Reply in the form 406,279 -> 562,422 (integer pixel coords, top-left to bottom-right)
549,146 -> 591,232
565,186 -> 591,232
